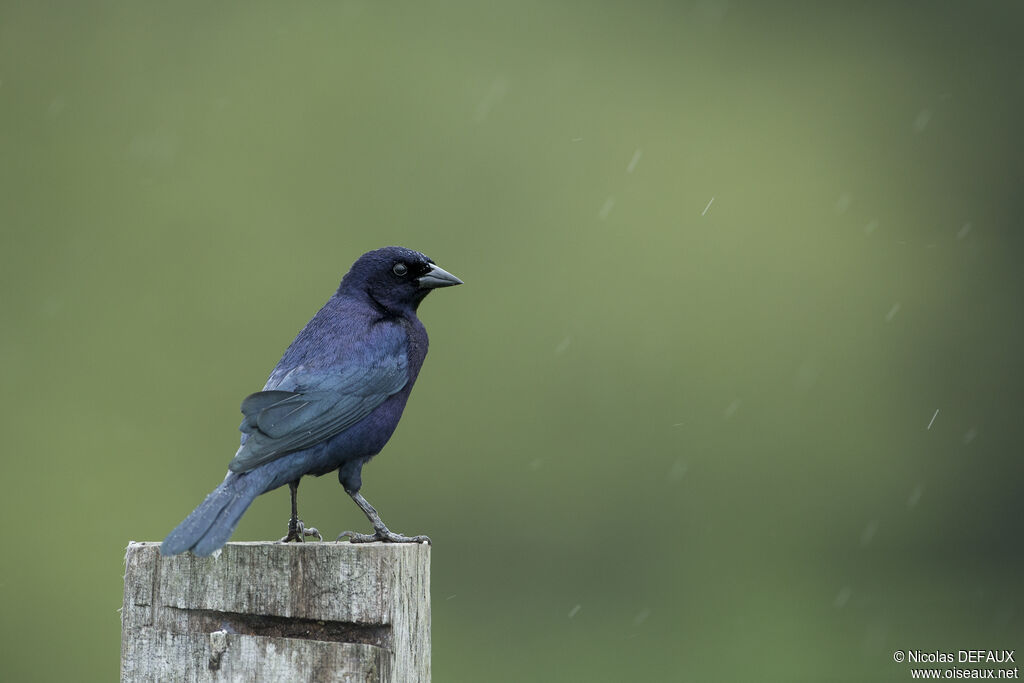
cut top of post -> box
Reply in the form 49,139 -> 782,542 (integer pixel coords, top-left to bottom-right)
121,542 -> 430,682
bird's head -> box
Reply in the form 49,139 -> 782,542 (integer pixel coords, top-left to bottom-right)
339,246 -> 462,314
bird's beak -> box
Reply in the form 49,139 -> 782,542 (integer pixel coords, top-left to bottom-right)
417,263 -> 463,289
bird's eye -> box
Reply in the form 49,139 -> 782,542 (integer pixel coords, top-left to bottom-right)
393,263 -> 408,276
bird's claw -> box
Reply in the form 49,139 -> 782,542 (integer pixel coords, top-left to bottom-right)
336,529 -> 431,545
280,519 -> 323,543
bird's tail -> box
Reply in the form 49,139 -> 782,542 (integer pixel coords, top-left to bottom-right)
160,469 -> 271,557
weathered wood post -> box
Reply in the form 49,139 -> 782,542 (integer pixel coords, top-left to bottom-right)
121,542 -> 430,682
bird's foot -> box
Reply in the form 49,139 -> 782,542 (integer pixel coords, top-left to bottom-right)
280,519 -> 323,543
336,528 -> 431,544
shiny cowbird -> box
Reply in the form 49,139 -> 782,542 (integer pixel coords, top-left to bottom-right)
161,246 -> 461,556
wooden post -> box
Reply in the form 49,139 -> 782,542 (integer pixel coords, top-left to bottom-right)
121,542 -> 430,682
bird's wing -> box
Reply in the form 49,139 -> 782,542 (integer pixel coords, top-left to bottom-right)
228,334 -> 409,473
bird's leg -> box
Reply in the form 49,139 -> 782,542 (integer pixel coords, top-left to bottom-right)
336,490 -> 431,544
280,480 -> 322,543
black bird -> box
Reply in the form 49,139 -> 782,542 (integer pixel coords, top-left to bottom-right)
161,246 -> 461,556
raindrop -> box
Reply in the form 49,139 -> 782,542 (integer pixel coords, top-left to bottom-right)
956,223 -> 973,240
626,148 -> 643,174
598,196 -> 615,220
963,428 -> 977,445
885,303 -> 901,322
568,604 -> 581,619
724,399 -> 740,418
913,108 -> 932,133
668,459 -> 688,482
701,196 -> 715,216
554,337 -> 571,354
861,519 -> 879,546
907,484 -> 925,508
633,608 -> 651,625
834,586 -> 852,608
926,409 -> 939,430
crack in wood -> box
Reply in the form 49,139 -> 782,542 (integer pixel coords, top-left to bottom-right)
167,606 -> 393,650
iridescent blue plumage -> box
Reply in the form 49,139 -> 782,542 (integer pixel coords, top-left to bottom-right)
161,246 -> 461,556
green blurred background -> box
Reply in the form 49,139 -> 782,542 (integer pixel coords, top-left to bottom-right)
2,1 -> 1022,680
